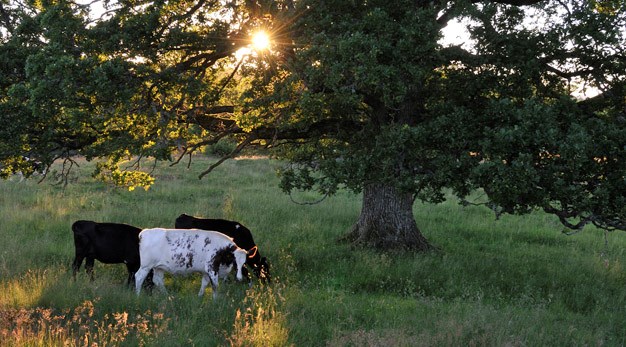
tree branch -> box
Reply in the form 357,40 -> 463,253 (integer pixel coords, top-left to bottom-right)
198,135 -> 254,179
543,205 -> 626,233
471,0 -> 545,5
192,112 -> 364,141
543,205 -> 592,231
576,84 -> 625,112
436,0 -> 544,25
170,131 -> 231,167
439,44 -> 485,65
0,3 -> 15,34
166,51 -> 235,75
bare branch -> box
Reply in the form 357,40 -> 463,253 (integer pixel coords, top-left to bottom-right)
50,157 -> 79,188
592,218 -> 626,232
215,55 -> 245,96
544,64 -> 595,79
198,135 -> 254,179
289,191 -> 329,205
543,205 -> 626,233
460,198 -> 504,220
543,205 -> 592,230
170,132 -> 231,167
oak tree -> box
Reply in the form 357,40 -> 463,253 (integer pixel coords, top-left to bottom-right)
235,0 -> 626,249
1,0 -> 624,249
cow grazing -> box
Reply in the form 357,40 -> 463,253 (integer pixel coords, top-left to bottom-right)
134,228 -> 248,299
71,220 -> 152,288
175,214 -> 271,283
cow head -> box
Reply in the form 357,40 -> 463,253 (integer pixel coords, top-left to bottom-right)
247,246 -> 271,283
174,214 -> 194,229
234,248 -> 248,281
253,257 -> 271,284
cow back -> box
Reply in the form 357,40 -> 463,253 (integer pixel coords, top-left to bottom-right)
174,214 -> 256,250
138,228 -> 241,274
72,220 -> 141,264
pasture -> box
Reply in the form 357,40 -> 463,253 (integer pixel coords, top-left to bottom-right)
1,156 -> 626,346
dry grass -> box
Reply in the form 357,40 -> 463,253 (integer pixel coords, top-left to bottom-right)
328,329 -> 416,347
0,300 -> 169,346
228,284 -> 291,347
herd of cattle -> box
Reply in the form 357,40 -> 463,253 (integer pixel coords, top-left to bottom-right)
71,214 -> 271,299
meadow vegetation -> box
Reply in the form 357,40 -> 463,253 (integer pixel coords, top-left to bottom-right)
1,156 -> 626,346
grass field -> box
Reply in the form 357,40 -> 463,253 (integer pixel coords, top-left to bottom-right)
1,156 -> 626,346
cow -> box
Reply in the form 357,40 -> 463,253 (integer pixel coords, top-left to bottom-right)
134,228 -> 248,299
71,220 -> 152,288
175,214 -> 271,283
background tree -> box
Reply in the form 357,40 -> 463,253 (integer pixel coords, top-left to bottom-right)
1,0 -> 624,250
225,0 -> 625,249
0,0 -> 269,185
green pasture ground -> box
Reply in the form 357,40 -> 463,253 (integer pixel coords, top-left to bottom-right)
1,157 -> 625,346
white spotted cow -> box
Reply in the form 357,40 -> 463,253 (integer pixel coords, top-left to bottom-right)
175,214 -> 271,283
134,228 -> 248,299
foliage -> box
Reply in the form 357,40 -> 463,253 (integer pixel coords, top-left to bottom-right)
0,0 -> 261,181
253,0 -> 626,232
0,0 -> 625,236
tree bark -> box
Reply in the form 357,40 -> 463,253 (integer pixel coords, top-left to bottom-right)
343,182 -> 432,251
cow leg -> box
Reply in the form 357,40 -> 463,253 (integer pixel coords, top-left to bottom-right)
134,267 -> 150,295
144,270 -> 155,292
127,262 -> 153,291
126,263 -> 137,288
151,269 -> 167,294
199,273 -> 211,297
72,233 -> 89,280
209,272 -> 220,300
85,257 -> 95,281
126,271 -> 135,289
71,254 -> 84,280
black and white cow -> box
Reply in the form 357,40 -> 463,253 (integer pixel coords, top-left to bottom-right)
71,220 -> 152,288
175,214 -> 271,283
134,228 -> 248,299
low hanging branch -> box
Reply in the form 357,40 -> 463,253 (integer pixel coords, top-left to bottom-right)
198,135 -> 255,179
460,198 -> 505,220
288,191 -> 329,205
543,205 -> 626,234
170,131 -> 232,167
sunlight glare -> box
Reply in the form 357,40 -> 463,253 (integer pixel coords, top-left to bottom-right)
235,47 -> 251,61
252,31 -> 271,51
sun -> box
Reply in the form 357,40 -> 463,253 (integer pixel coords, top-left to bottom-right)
235,30 -> 272,60
251,31 -> 271,51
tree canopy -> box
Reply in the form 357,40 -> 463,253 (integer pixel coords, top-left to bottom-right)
1,0 -> 625,246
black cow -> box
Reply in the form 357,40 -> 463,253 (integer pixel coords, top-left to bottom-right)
71,220 -> 152,288
174,214 -> 271,283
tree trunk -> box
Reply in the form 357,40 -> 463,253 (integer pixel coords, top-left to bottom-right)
343,182 -> 432,251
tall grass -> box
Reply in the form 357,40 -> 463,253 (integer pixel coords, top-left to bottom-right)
1,156 -> 626,346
